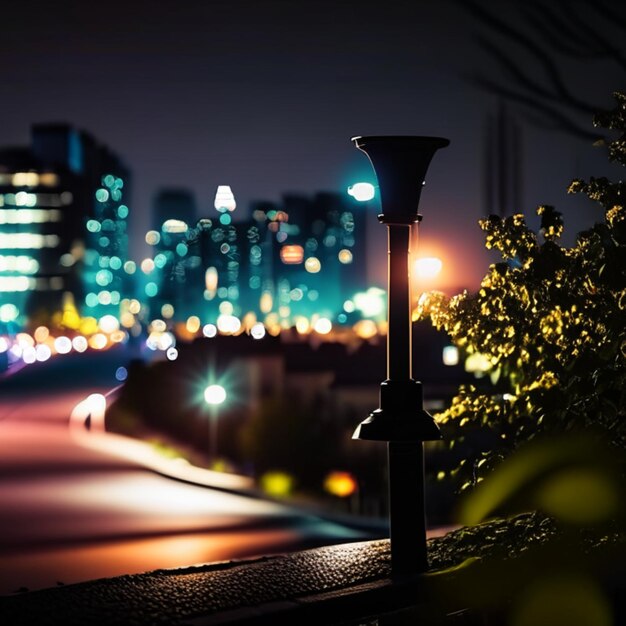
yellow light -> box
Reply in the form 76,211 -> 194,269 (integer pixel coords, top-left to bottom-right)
161,304 -> 174,319
260,291 -> 273,314
89,333 -> 108,350
34,326 -> 49,343
205,267 -> 218,292
415,257 -> 443,280
314,318 -> 332,334
295,317 -> 310,334
260,471 -> 294,497
305,257 -> 321,273
324,471 -> 357,498
129,299 -> 141,314
353,319 -> 378,339
79,317 -> 98,335
338,249 -> 353,264
12,172 -> 39,187
186,316 -> 201,334
110,330 -> 126,343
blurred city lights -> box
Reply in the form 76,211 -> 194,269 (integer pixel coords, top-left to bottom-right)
324,471 -> 358,497
98,315 -> 119,333
115,366 -> 128,381
72,336 -> 88,352
54,336 -> 72,354
250,322 -> 266,340
166,347 -> 179,361
202,323 -> 217,338
314,317 -> 332,334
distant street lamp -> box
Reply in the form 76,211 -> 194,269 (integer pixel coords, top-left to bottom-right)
351,135 -> 449,578
204,384 -> 227,460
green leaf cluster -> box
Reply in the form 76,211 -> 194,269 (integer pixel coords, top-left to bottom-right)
426,92 -> 626,490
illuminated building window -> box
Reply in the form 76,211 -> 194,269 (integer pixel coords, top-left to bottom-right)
0,255 -> 39,273
0,209 -> 61,224
8,172 -> 39,187
39,173 -> 59,187
0,233 -> 59,248
0,276 -> 34,291
280,245 -> 304,265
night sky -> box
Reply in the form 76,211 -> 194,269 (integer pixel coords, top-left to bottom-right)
1,0 -> 623,290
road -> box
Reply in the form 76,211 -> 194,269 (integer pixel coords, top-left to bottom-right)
0,348 -> 376,595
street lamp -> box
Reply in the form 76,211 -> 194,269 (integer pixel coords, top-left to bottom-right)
351,135 -> 449,578
204,384 -> 227,460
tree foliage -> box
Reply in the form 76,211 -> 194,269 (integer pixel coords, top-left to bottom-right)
421,91 -> 626,490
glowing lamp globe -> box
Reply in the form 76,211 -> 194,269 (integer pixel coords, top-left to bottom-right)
204,384 -> 226,406
347,182 -> 376,202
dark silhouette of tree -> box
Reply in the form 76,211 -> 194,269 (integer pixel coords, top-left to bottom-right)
455,0 -> 626,141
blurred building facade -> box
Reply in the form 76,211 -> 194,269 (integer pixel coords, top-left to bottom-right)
0,124 -> 131,330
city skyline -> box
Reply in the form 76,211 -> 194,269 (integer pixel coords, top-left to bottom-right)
2,1 -> 623,292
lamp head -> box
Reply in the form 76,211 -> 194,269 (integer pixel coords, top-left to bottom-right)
351,135 -> 449,224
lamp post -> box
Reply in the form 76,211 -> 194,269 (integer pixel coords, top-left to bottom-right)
204,384 -> 226,460
351,135 -> 449,578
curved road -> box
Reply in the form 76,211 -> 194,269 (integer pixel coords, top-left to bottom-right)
0,348 -> 376,595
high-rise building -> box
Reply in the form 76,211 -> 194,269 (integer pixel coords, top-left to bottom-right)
0,124 -> 131,330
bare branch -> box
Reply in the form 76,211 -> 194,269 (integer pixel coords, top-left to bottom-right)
522,2 -> 606,59
454,0 -> 585,106
469,74 -> 602,142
